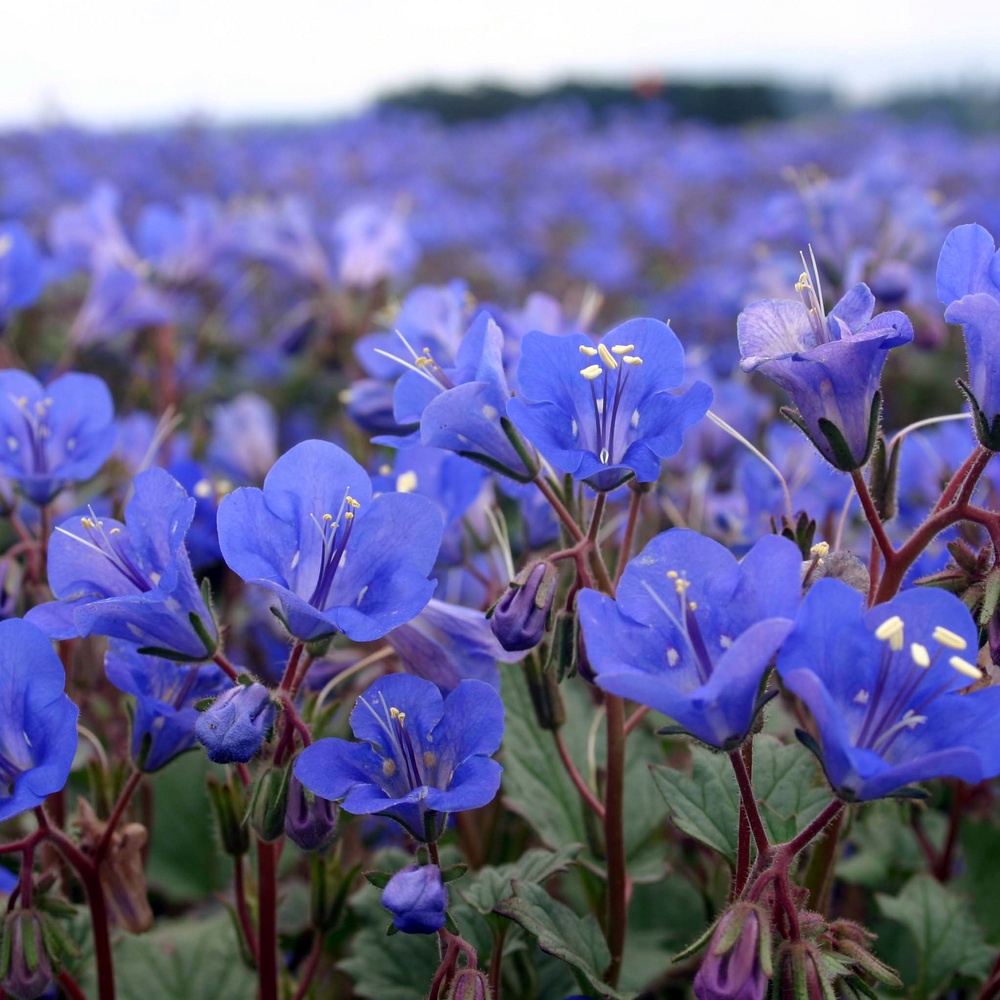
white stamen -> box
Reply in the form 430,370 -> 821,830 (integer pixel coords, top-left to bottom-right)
910,643 -> 930,668
933,626 -> 968,651
950,656 -> 983,681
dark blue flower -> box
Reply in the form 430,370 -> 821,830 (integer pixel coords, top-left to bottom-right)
936,224 -> 1000,448
381,865 -> 448,934
0,223 -> 44,329
26,467 -> 218,660
0,370 -> 116,505
577,530 -> 801,749
293,674 -> 503,841
508,318 -> 712,492
217,440 -> 443,643
738,275 -> 913,471
105,641 -> 229,772
0,619 -> 79,823
284,775 -> 338,852
777,580 -> 1000,801
195,682 -> 276,764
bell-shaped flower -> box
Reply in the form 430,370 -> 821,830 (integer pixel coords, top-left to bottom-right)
293,674 -> 503,841
508,318 -> 712,492
26,467 -> 219,660
777,580 -> 1000,801
217,440 -> 443,643
0,369 -> 116,505
738,270 -> 913,471
577,530 -> 801,749
0,619 -> 79,823
936,224 -> 1000,449
105,642 -> 230,772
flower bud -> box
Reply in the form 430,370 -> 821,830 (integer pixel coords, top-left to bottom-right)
488,562 -> 557,652
447,968 -> 491,1000
693,902 -> 771,1000
195,682 -> 275,763
776,940 -> 833,1000
285,775 -> 339,852
249,764 -> 292,843
0,910 -> 54,1000
381,864 -> 448,934
207,773 -> 250,856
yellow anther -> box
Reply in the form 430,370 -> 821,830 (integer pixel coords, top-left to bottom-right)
390,707 -> 405,724
346,496 -> 361,509
794,272 -> 811,292
622,355 -> 643,365
910,643 -> 930,668
688,601 -> 698,611
580,364 -> 604,381
932,626 -> 968,651
81,517 -> 95,529
597,343 -> 619,370
344,511 -> 354,520
611,344 -> 635,355
810,542 -> 830,558
415,356 -> 434,369
109,527 -> 121,536
949,655 -> 983,681
874,615 -> 905,651
667,570 -> 679,579
379,464 -> 392,475
396,471 -> 418,494
578,345 -> 599,357
323,513 -> 334,522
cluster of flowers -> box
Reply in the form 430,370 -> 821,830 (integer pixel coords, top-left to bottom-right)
2,104 -> 1000,1000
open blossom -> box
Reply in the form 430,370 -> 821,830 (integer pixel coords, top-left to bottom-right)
294,674 -> 503,841
217,440 -> 443,642
777,580 -> 1000,801
738,268 -> 913,471
0,369 -> 116,505
508,318 -> 712,492
578,530 -> 801,749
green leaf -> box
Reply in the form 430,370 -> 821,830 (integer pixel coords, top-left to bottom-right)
959,820 -> 1000,941
751,735 -> 830,843
650,746 -> 740,863
837,801 -> 932,887
494,881 -> 635,999
146,752 -> 229,901
458,844 -> 583,914
876,873 -> 994,998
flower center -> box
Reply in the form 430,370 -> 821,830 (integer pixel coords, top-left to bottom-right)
6,394 -> 58,475
793,246 -> 829,345
578,342 -> 644,465
305,492 -> 360,610
854,617 -> 980,753
639,568 -> 713,684
55,510 -> 154,592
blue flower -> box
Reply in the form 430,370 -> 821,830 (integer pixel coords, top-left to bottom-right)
26,467 -> 218,660
508,318 -> 712,492
381,865 -> 448,934
0,370 -> 116,505
217,440 -> 443,643
105,641 -> 229,772
0,619 -> 79,823
0,223 -> 44,329
936,224 -> 1000,448
195,682 -> 276,764
577,530 -> 801,749
777,580 -> 1000,801
738,274 -> 913,471
293,674 -> 503,841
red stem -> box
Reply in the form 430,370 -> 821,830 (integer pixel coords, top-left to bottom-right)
94,771 -> 143,866
603,694 -> 628,988
729,750 -> 769,855
552,730 -> 605,820
234,856 -> 259,965
291,933 -> 323,1000
257,839 -> 280,1000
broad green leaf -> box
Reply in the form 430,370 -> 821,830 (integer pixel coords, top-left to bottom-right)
959,820 -> 1000,941
146,752 -> 229,901
837,801 -> 933,886
494,881 -> 635,999
876,873 -> 994,998
650,746 -> 739,863
459,843 -> 583,914
751,736 -> 831,843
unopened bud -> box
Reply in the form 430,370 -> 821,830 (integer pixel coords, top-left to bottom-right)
195,682 -> 275,764
447,968 -> 492,1000
381,865 -> 448,935
0,911 -> 54,1000
693,902 -> 771,1000
249,764 -> 292,843
285,775 -> 339,852
488,562 -> 557,652
777,940 -> 833,1000
207,773 -> 250,856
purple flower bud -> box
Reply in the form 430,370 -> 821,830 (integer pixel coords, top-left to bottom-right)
195,682 -> 275,764
1,911 -> 54,1000
489,562 -> 557,652
694,903 -> 771,1000
381,864 -> 448,934
447,968 -> 491,1000
285,775 -> 339,852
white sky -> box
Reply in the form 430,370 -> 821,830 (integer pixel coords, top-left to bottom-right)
3,0 -> 999,126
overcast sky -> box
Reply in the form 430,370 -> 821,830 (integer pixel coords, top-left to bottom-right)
4,0 -> 999,127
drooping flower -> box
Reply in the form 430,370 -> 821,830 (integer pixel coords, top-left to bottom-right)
936,223 -> 1000,449
738,267 -> 913,471
489,561 -> 558,653
694,902 -> 771,1000
777,580 -> 1000,801
284,775 -> 339,852
218,440 -> 443,643
0,619 -> 79,823
381,864 -> 448,934
577,530 -> 801,749
105,641 -> 230,772
293,674 -> 503,841
195,682 -> 276,764
0,370 -> 116,505
26,467 -> 218,660
508,318 -> 712,492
